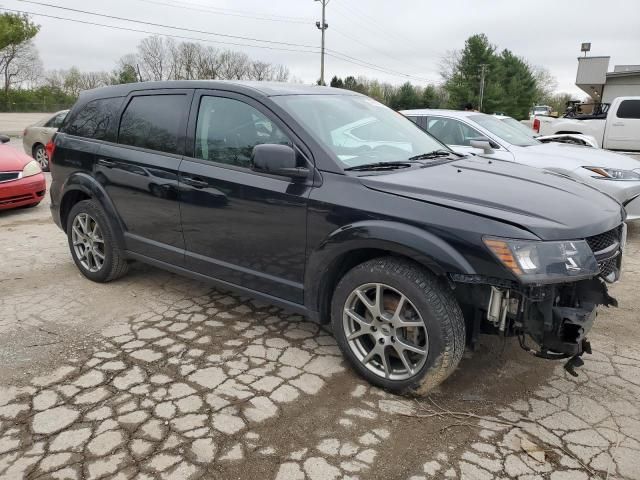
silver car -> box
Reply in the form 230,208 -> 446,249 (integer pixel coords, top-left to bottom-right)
22,110 -> 68,171
402,108 -> 640,221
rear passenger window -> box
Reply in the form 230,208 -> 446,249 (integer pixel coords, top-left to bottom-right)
118,95 -> 187,155
64,98 -> 122,140
617,100 -> 640,119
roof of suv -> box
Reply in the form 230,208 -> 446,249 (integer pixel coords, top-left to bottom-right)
80,80 -> 359,101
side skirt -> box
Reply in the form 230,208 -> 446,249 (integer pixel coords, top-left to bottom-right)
125,251 -> 321,323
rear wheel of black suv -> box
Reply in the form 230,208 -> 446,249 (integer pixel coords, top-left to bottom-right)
331,257 -> 465,395
66,200 -> 129,283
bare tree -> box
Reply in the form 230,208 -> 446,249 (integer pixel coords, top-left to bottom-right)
219,50 -> 250,80
138,36 -> 175,81
0,41 -> 42,94
439,49 -> 461,82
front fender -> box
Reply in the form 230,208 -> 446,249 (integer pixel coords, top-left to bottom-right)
304,220 -> 476,311
59,172 -> 125,248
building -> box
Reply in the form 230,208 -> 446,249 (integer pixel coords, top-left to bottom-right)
576,56 -> 640,103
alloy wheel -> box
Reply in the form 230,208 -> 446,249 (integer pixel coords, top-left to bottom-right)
343,283 -> 428,380
71,213 -> 105,273
35,145 -> 49,170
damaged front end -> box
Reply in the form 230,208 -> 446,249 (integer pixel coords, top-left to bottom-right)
452,224 -> 625,375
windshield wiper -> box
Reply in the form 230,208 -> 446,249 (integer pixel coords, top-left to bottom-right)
408,149 -> 462,160
344,161 -> 416,171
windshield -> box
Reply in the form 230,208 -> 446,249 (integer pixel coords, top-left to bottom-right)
273,94 -> 448,168
470,114 -> 539,147
500,117 -> 537,138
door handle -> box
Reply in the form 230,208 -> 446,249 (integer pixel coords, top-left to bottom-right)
181,176 -> 209,189
612,122 -> 625,127
97,159 -> 116,168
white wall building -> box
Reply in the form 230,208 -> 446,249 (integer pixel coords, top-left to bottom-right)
576,56 -> 640,103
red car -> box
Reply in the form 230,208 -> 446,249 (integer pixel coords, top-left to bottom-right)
0,134 -> 46,210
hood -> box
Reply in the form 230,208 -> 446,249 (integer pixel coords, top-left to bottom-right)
360,156 -> 623,240
514,143 -> 640,171
0,144 -> 31,172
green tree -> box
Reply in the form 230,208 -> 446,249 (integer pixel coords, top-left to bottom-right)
0,13 -> 40,98
390,82 -> 419,110
329,75 -> 344,88
444,33 -> 497,111
112,64 -> 139,84
420,84 -> 440,108
494,49 -> 537,119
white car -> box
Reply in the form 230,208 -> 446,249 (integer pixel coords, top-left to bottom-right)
402,109 -> 640,220
495,115 -> 599,148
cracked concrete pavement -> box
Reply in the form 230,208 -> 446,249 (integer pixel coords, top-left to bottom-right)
1,166 -> 640,479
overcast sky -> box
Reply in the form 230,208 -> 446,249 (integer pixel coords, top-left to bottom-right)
5,0 -> 640,97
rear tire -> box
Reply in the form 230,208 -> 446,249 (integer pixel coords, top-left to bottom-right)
331,257 -> 465,395
66,199 -> 129,283
33,144 -> 49,172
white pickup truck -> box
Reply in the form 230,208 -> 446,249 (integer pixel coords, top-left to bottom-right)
534,96 -> 640,151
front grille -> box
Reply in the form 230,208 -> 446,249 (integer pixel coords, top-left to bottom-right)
599,257 -> 618,278
0,171 -> 20,183
585,226 -> 621,254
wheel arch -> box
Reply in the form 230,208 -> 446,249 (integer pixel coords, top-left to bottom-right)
305,220 -> 476,323
59,173 -> 125,248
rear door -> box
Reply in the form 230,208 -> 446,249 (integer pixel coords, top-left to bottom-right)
605,99 -> 640,151
96,89 -> 193,265
179,90 -> 312,303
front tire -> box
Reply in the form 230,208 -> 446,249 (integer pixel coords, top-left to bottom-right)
331,257 -> 465,395
66,200 -> 129,283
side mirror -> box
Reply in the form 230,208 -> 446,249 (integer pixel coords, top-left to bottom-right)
470,137 -> 497,154
0,134 -> 10,144
251,144 -> 309,179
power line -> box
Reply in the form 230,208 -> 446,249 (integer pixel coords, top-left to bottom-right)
4,4 -> 434,82
133,0 -> 313,25
0,8 -> 320,54
17,0 -> 319,50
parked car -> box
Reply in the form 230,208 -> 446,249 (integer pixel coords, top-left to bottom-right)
50,81 -> 624,393
0,134 -> 46,210
495,114 -> 599,148
402,109 -> 640,221
22,110 -> 69,171
531,105 -> 553,117
534,97 -> 640,151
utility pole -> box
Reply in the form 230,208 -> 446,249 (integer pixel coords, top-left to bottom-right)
478,64 -> 488,112
315,0 -> 329,85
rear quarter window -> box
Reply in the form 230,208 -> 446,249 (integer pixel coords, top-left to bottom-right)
63,98 -> 123,141
617,100 -> 640,119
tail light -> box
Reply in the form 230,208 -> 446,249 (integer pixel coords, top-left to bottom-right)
533,118 -> 540,133
45,140 -> 56,163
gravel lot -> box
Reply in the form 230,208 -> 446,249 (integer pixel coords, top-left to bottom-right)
1,133 -> 640,479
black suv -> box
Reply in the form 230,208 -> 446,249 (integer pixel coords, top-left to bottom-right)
50,81 -> 625,394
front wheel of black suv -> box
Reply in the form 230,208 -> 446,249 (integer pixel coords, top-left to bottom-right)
331,257 -> 466,395
66,199 -> 129,283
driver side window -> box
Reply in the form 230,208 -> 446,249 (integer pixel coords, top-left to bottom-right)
195,96 -> 291,168
427,117 -> 483,147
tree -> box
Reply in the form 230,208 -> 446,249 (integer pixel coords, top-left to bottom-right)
330,75 -> 344,88
390,82 -> 419,110
443,34 -> 498,111
0,13 -> 41,98
494,50 -> 537,119
420,84 -> 440,108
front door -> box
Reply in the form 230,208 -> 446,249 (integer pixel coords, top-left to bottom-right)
96,90 -> 192,265
179,91 -> 312,303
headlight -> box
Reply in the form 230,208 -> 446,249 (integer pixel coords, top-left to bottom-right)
484,237 -> 598,283
584,167 -> 640,181
22,160 -> 42,178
